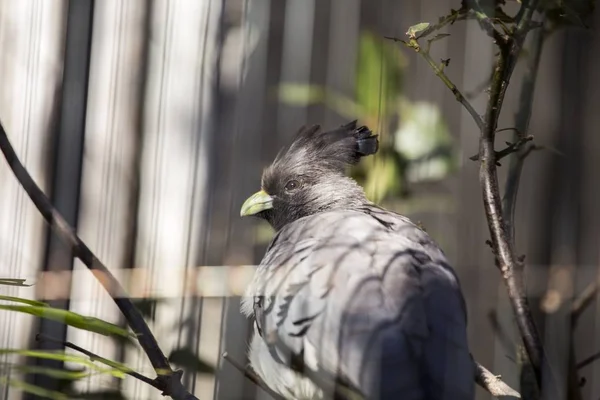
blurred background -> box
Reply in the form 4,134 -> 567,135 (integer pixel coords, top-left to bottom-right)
0,0 -> 599,399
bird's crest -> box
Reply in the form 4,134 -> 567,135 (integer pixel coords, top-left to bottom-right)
273,120 -> 378,173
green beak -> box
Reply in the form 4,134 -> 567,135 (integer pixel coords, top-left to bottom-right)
240,189 -> 273,217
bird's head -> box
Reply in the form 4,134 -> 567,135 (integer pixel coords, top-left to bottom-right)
240,120 -> 379,231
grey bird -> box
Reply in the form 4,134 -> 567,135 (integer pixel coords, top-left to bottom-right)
240,121 -> 475,400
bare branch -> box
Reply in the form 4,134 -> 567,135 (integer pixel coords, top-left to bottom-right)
466,2 -> 510,46
571,271 -> 600,324
475,361 -> 521,399
386,36 -> 485,132
576,350 -> 600,370
502,27 -> 546,243
469,135 -> 534,162
478,0 -> 547,387
0,121 -> 197,400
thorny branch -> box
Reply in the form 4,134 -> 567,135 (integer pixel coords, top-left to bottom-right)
0,120 -> 198,400
398,0 -> 554,392
384,35 -> 485,132
478,0 -> 545,387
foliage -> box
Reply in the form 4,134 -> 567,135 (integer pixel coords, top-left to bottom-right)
0,278 -> 33,287
0,304 -> 131,338
278,30 -> 457,206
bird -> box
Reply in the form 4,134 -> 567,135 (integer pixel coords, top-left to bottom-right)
239,121 -> 475,400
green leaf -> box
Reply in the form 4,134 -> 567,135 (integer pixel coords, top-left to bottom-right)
0,305 -> 131,338
355,31 -> 406,122
1,378 -> 68,400
357,146 -> 405,203
8,364 -> 89,380
168,348 -> 215,374
0,278 -> 33,287
0,349 -> 128,379
406,22 -> 430,38
0,295 -> 48,307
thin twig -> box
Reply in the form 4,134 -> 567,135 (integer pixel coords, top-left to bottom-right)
571,271 -> 600,325
418,49 -> 485,131
463,0 -> 510,46
469,135 -> 534,162
414,7 -> 472,39
0,121 -> 197,400
576,350 -> 600,370
386,35 -> 485,132
466,70 -> 494,99
222,352 -> 286,400
475,361 -> 521,399
502,27 -> 546,243
35,333 -> 160,390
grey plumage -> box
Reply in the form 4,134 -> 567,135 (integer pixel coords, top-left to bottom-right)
240,121 -> 474,400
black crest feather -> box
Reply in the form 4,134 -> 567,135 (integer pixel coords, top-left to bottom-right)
273,121 -> 378,174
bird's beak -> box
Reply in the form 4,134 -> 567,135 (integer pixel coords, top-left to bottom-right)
240,189 -> 273,217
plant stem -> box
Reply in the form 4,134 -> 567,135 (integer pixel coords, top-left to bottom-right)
417,47 -> 485,131
36,334 -> 160,390
0,121 -> 197,400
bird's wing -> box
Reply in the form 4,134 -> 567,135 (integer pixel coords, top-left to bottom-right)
244,209 -> 474,400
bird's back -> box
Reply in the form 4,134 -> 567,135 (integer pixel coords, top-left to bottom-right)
243,206 -> 475,400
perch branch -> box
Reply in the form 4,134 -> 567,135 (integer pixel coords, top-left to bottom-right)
475,361 -> 521,399
36,333 -> 159,390
0,120 -> 197,400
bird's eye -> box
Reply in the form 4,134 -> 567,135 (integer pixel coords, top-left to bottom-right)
285,180 -> 300,191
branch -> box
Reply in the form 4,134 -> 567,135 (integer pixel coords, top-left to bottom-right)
0,120 -> 197,400
36,333 -> 160,390
222,352 -> 286,400
478,0 -> 545,387
469,135 -> 534,163
466,1 -> 510,46
502,27 -> 546,243
475,361 -> 521,399
576,350 -> 600,370
571,271 -> 600,325
386,36 -> 485,132
413,7 -> 472,39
